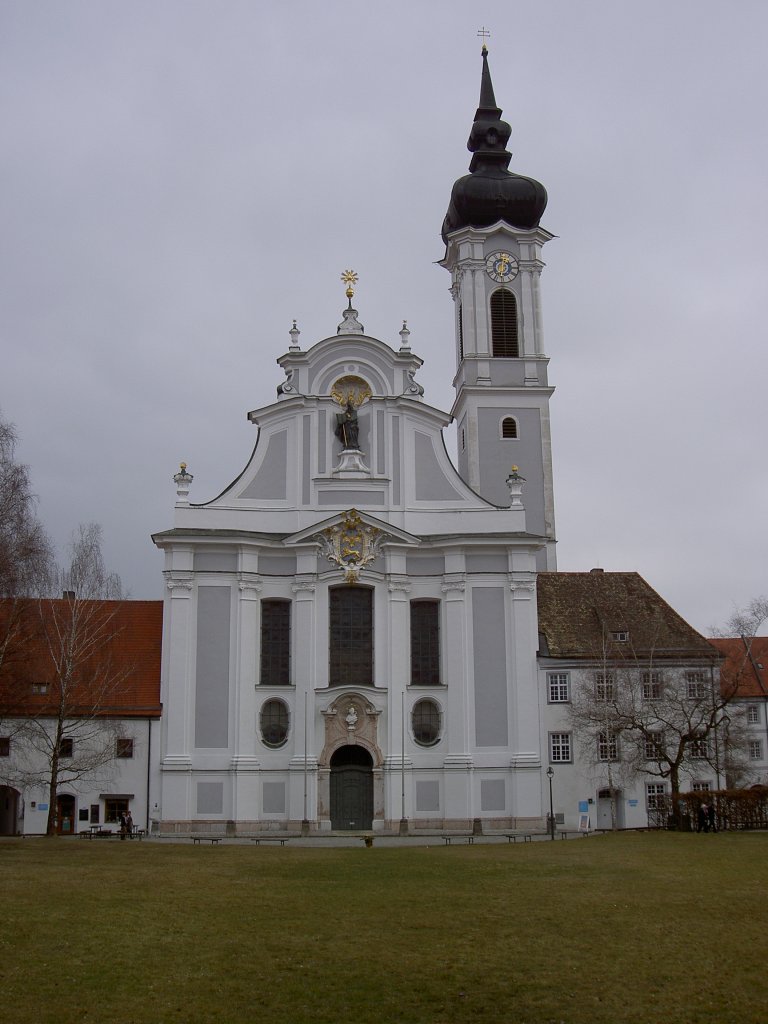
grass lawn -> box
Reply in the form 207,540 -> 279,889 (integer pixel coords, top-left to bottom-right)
2,832 -> 766,1024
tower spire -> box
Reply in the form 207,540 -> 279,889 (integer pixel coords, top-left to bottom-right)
441,47 -> 547,241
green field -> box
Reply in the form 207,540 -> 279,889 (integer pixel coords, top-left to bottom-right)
2,832 -> 766,1024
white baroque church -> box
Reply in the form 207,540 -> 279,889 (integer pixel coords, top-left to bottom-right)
147,48 -> 724,835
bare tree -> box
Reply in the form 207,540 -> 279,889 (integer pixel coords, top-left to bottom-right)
0,412 -> 53,719
569,627 -> 726,827
6,524 -> 129,835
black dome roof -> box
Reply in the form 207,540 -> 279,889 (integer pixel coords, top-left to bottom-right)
441,48 -> 547,242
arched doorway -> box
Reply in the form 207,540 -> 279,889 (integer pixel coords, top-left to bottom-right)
56,794 -> 76,835
0,786 -> 20,835
330,745 -> 373,830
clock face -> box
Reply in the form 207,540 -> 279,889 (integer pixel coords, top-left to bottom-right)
485,251 -> 519,283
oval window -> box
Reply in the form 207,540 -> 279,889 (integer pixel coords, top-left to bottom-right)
260,699 -> 289,748
412,698 -> 442,747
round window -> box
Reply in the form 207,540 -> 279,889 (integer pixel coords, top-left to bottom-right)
412,698 -> 441,747
260,699 -> 289,748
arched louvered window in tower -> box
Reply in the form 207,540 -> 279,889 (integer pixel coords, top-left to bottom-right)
490,289 -> 519,357
501,417 -> 518,439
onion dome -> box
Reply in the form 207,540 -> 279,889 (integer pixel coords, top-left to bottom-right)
441,46 -> 547,242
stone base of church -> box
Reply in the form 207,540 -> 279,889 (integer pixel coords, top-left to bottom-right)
156,815 -> 547,835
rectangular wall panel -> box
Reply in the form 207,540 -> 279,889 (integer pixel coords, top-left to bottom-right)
472,587 -> 509,746
195,586 -> 231,748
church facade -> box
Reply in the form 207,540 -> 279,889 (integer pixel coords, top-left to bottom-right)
152,48 -> 556,832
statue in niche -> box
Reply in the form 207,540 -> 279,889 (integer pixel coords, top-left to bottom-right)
335,400 -> 360,450
345,705 -> 358,729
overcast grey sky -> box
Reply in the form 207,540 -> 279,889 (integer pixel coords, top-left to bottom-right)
2,0 -> 766,634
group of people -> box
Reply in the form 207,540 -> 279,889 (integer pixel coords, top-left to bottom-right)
697,802 -> 717,833
119,810 -> 133,840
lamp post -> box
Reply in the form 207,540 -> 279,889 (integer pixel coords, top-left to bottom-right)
546,766 -> 555,840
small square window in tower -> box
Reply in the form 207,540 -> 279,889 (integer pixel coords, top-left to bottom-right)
329,587 -> 373,687
490,289 -> 519,357
410,600 -> 440,685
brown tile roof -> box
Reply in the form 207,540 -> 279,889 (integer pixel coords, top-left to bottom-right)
708,637 -> 768,699
536,571 -> 716,660
0,599 -> 162,717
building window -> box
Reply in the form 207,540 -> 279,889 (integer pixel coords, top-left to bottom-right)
642,672 -> 663,700
692,781 -> 711,792
89,804 -> 100,824
644,732 -> 664,760
749,740 -> 763,761
500,416 -> 518,440
646,783 -> 667,811
410,600 -> 440,685
490,289 -> 519,357
686,671 -> 707,699
547,673 -> 569,703
115,738 -> 134,759
689,737 -> 709,759
412,698 -> 441,746
747,705 -> 759,724
58,738 -> 74,759
610,631 -> 629,643
104,798 -> 129,824
329,587 -> 373,687
0,737 -> 9,757
596,672 -> 615,701
549,732 -> 572,763
260,699 -> 290,749
31,683 -> 49,695
260,599 -> 291,685
598,731 -> 619,762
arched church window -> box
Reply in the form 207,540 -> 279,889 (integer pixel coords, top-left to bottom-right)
412,698 -> 442,746
260,599 -> 291,685
501,416 -> 518,440
260,699 -> 289,748
410,600 -> 440,685
490,289 -> 519,357
329,586 -> 373,687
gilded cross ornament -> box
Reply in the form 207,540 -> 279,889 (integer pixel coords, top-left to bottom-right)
315,509 -> 385,583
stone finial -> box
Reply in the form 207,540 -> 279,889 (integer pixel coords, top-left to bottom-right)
399,320 -> 411,351
506,465 -> 525,508
173,462 -> 194,504
289,320 -> 301,350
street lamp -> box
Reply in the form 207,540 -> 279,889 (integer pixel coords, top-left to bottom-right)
546,766 -> 555,840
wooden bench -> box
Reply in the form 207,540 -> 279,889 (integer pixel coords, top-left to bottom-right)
441,834 -> 475,845
503,833 -> 533,843
191,836 -> 223,845
249,837 -> 289,846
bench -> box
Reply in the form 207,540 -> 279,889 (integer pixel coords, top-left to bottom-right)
249,837 -> 289,846
503,833 -> 533,843
441,834 -> 475,845
80,829 -> 116,839
192,836 -> 223,845
558,830 -> 590,840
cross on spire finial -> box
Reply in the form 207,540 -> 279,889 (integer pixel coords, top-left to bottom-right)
477,25 -> 491,53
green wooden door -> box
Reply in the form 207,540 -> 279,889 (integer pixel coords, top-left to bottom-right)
330,746 -> 373,830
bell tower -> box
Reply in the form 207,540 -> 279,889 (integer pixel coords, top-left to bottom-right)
441,46 -> 556,570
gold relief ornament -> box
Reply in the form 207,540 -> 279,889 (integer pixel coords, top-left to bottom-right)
330,375 -> 372,409
315,509 -> 385,583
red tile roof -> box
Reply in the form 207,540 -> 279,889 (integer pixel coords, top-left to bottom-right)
0,599 -> 162,717
708,637 -> 768,700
